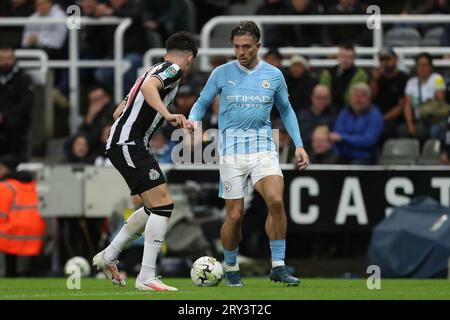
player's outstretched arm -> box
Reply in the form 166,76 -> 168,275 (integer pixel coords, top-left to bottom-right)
141,77 -> 187,128
274,73 -> 309,170
188,69 -> 221,123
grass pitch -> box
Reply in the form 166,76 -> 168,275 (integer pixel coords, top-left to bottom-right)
0,278 -> 450,300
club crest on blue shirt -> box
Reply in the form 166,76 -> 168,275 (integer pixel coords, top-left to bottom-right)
262,79 -> 270,89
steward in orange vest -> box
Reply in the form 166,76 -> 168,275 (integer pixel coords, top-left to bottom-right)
0,162 -> 45,256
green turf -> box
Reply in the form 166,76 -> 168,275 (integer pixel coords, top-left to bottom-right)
0,278 -> 449,300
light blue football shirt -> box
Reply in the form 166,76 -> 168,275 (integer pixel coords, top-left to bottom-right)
189,60 -> 303,155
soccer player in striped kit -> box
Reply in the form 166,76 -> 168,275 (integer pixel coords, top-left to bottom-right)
93,31 -> 197,292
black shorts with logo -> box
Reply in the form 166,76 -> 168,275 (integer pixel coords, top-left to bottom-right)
106,144 -> 166,195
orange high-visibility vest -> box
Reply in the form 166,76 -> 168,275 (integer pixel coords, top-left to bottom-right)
0,179 -> 45,256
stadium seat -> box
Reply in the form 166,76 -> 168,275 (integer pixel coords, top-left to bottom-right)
378,138 -> 420,165
384,27 -> 422,47
422,27 -> 445,46
418,139 -> 441,165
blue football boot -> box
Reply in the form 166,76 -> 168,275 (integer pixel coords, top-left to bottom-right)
269,266 -> 300,286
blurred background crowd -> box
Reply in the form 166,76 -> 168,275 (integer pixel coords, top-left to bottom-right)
1,0 -> 450,169
2,0 -> 450,277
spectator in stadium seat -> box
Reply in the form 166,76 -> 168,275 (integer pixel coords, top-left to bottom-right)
263,48 -> 284,72
370,47 -> 409,142
79,0 -> 114,86
64,134 -> 94,164
78,85 -> 115,150
320,43 -> 368,110
441,114 -> 450,164
0,46 -> 34,163
142,0 -> 194,49
321,0 -> 372,46
330,83 -> 384,164
255,0 -> 285,47
298,84 -> 337,152
310,126 -> 339,164
21,0 -> 67,59
0,0 -> 34,48
285,55 -> 318,113
174,84 -> 197,117
401,53 -> 447,141
94,0 -> 146,94
278,0 -> 323,47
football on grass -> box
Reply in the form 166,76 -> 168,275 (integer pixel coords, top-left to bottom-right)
190,256 -> 224,287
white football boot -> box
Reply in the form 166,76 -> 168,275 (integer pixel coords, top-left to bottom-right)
135,276 -> 178,292
92,250 -> 126,286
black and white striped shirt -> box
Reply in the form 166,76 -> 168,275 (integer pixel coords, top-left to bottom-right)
106,61 -> 183,150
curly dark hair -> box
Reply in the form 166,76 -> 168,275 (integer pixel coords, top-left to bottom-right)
165,31 -> 198,58
230,21 -> 261,42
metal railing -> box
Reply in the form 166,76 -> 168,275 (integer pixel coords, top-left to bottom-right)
144,46 -> 450,72
198,14 -> 450,71
0,17 -> 131,134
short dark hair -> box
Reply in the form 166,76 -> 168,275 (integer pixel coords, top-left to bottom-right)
415,52 -> 433,67
230,21 -> 261,42
264,48 -> 283,60
165,31 -> 198,58
339,43 -> 355,51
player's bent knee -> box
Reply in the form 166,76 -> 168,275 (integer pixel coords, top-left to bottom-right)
227,211 -> 244,224
267,197 -> 284,212
144,203 -> 174,218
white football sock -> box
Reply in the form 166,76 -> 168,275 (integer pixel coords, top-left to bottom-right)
138,213 -> 169,282
104,206 -> 148,264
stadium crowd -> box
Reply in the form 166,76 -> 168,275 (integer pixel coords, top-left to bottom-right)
2,0 -> 450,277
1,0 -> 450,168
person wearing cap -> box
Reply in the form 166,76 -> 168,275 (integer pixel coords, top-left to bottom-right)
370,47 -> 409,142
285,55 -> 318,113
0,156 -> 45,277
320,43 -> 368,110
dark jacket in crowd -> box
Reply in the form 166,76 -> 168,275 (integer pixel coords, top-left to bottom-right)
285,72 -> 318,112
299,105 -> 338,152
0,65 -> 33,161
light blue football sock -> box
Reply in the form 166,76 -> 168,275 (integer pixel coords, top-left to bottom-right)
270,240 -> 286,265
223,246 -> 239,266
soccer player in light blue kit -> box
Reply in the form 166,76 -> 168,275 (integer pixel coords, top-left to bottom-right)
187,21 -> 309,286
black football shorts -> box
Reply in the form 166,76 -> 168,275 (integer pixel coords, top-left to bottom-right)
106,144 -> 166,195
